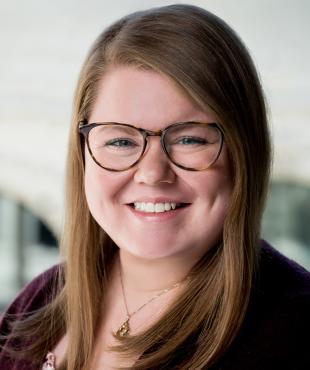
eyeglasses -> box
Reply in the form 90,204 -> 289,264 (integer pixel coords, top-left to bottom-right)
79,120 -> 224,172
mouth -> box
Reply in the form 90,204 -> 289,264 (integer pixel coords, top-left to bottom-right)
127,202 -> 190,213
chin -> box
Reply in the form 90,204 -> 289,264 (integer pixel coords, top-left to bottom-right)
120,241 -> 180,260
122,237 -> 199,261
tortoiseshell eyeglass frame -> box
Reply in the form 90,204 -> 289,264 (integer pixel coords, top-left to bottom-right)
78,120 -> 224,172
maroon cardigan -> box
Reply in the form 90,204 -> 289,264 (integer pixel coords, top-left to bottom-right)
1,241 -> 310,370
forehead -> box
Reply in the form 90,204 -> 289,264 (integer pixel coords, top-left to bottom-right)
89,66 -> 216,130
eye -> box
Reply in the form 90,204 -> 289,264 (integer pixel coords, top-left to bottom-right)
105,138 -> 138,148
175,136 -> 208,146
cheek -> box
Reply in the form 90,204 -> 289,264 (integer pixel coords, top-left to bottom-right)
84,153 -> 131,212
195,148 -> 232,204
195,174 -> 232,216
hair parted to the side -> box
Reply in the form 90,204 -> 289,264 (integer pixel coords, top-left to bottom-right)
2,4 -> 271,369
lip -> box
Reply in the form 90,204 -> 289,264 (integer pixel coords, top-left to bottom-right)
127,197 -> 189,204
125,203 -> 191,222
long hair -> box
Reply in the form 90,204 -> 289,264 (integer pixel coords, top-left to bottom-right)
2,4 -> 271,369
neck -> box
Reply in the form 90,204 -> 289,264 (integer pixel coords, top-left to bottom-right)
118,249 -> 200,293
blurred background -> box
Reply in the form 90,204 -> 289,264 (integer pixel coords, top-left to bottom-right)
0,0 -> 309,310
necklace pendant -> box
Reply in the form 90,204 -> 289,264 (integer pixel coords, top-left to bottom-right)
42,352 -> 56,370
116,318 -> 130,337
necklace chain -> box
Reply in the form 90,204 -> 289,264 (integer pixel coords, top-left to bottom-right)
116,258 -> 185,338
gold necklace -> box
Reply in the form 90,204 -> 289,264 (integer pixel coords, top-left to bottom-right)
116,260 -> 186,338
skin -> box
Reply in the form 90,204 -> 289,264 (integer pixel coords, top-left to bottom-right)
53,66 -> 232,369
85,66 -> 232,290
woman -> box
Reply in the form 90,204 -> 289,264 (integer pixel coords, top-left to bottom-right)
0,4 -> 309,370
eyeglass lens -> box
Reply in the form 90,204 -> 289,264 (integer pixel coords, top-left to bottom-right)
87,123 -> 222,171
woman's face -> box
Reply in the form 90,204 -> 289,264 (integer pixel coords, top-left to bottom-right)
84,66 -> 232,260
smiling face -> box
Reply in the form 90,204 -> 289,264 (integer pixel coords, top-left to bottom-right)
84,66 -> 232,261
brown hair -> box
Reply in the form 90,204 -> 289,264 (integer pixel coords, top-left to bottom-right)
2,4 -> 271,369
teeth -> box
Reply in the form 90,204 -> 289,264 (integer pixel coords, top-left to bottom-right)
155,203 -> 165,213
146,202 -> 154,212
133,202 -> 178,213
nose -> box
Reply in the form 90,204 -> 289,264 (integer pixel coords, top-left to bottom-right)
133,136 -> 176,185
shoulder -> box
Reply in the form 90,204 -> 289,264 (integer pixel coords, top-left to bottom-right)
257,240 -> 310,338
0,264 -> 62,350
1,264 -> 62,323
218,241 -> 310,370
0,264 -> 63,369
256,241 -> 310,342
258,240 -> 310,302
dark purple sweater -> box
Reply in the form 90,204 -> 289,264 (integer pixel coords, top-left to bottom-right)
1,242 -> 309,369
